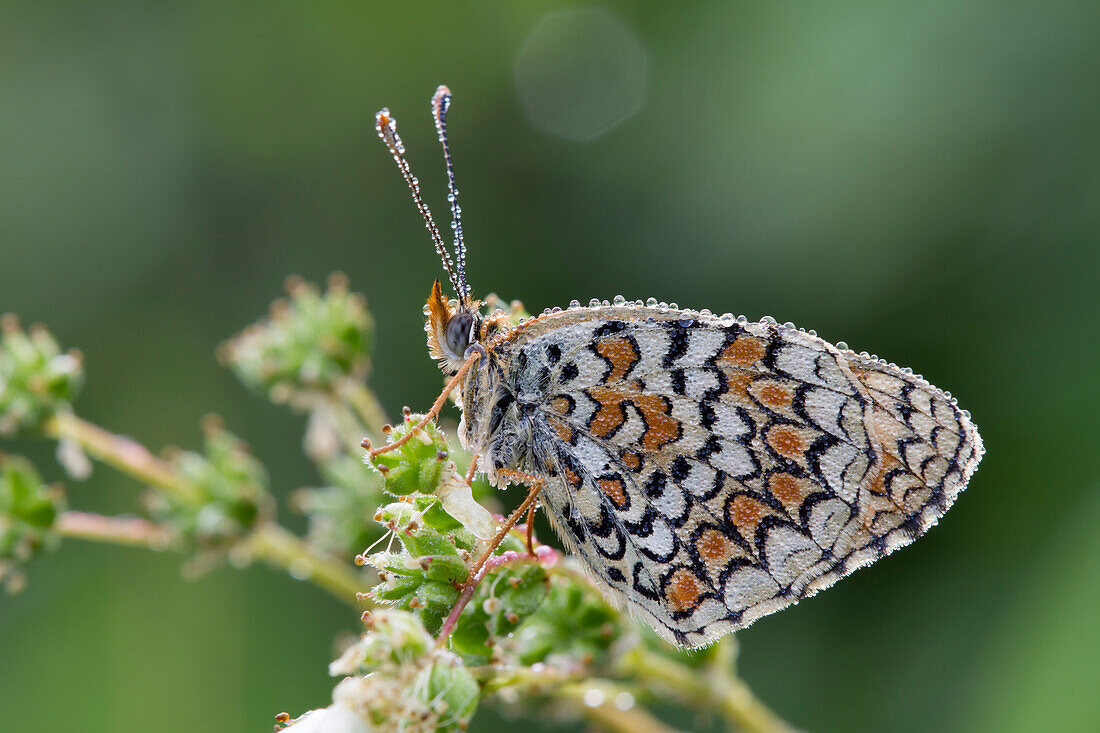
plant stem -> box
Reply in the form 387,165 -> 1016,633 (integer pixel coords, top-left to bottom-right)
339,380 -> 389,438
56,511 -> 178,549
246,524 -> 367,608
475,665 -> 684,733
43,412 -> 368,610
622,646 -> 800,733
557,681 -> 686,733
42,412 -> 204,505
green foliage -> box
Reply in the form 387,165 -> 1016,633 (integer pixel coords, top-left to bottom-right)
0,454 -> 65,590
220,273 -> 373,402
0,315 -> 83,436
369,417 -> 451,497
1,276 -> 795,733
148,417 -> 273,548
314,610 -> 479,733
292,455 -> 383,559
512,575 -> 623,668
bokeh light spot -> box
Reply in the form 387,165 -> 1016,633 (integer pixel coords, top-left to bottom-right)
513,8 -> 648,141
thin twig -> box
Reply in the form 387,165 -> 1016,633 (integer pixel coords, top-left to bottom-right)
43,412 -> 368,609
246,524 -> 367,608
56,511 -> 178,549
558,681 -> 686,733
621,646 -> 801,733
338,380 -> 390,439
42,412 -> 204,505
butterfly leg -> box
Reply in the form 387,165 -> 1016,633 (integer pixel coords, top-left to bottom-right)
524,499 -> 537,555
363,349 -> 480,457
464,455 -> 479,486
435,471 -> 543,646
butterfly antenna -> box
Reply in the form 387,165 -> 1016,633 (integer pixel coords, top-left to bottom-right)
431,85 -> 470,305
375,106 -> 461,298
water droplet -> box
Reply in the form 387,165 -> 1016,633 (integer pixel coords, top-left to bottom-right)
569,299 -> 581,308
699,308 -> 712,317
551,306 -> 562,313
646,297 -> 658,307
601,299 -> 610,307
288,559 -> 313,581
719,313 -> 734,325
614,692 -> 635,711
669,302 -> 679,310
589,298 -> 601,307
783,321 -> 796,330
677,318 -> 694,328
613,294 -> 626,306
761,315 -> 777,324
836,341 -> 849,351
583,688 -> 606,708
807,329 -> 817,337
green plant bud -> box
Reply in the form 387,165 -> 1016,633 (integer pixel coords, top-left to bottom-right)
293,456 -> 385,559
417,500 -> 463,533
152,419 -> 273,547
513,574 -> 623,667
368,416 -> 449,497
219,274 -> 373,400
370,572 -> 421,602
0,316 -> 83,436
420,554 -> 467,585
401,526 -> 457,559
332,609 -> 435,675
411,653 -> 479,732
0,455 -> 65,585
450,563 -> 549,659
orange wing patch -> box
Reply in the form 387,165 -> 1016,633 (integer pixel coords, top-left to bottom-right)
766,424 -> 811,462
767,472 -> 813,515
596,476 -> 629,509
666,568 -> 704,614
719,336 -> 767,368
634,394 -> 680,451
695,529 -> 741,578
595,336 -> 640,382
619,449 -> 643,472
587,386 -> 628,439
752,379 -> 794,411
726,494 -> 777,537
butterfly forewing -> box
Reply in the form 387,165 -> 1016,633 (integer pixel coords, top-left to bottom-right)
476,306 -> 983,648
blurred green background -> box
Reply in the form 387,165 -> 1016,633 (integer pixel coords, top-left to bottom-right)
2,1 -> 1099,731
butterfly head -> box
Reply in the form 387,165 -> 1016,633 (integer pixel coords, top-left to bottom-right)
425,279 -> 485,375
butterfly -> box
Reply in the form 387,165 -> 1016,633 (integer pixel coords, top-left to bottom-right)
369,86 -> 984,649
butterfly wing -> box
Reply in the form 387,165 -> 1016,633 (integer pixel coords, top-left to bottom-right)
491,307 -> 983,648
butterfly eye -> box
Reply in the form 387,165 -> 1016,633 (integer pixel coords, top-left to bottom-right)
445,312 -> 476,357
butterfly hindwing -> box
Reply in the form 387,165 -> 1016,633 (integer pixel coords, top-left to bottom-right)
485,307 -> 983,648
